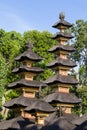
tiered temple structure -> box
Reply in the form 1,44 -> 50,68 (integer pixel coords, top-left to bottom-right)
0,13 -> 84,130
44,13 -> 81,114
9,43 -> 45,98
3,42 -> 55,127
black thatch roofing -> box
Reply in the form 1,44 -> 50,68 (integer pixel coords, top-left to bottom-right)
49,44 -> 75,53
23,124 -> 38,130
44,74 -> 78,85
12,66 -> 44,74
52,18 -> 72,29
44,111 -> 59,125
0,116 -> 33,130
74,120 -> 87,130
4,95 -> 38,109
52,32 -> 73,39
8,79 -> 47,89
47,58 -> 76,68
72,114 -> 87,126
45,111 -> 79,125
43,92 -> 81,104
52,12 -> 72,29
15,49 -> 42,62
41,117 -> 75,130
4,96 -> 55,113
24,100 -> 55,113
62,113 -> 79,122
52,19 -> 72,29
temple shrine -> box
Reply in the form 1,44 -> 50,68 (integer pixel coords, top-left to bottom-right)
3,42 -> 55,128
44,13 -> 81,114
0,13 -> 84,130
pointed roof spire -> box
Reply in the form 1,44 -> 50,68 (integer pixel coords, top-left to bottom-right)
52,12 -> 72,29
59,12 -> 65,20
26,41 -> 34,50
15,41 -> 42,62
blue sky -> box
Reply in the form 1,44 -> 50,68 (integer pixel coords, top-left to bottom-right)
0,0 -> 87,34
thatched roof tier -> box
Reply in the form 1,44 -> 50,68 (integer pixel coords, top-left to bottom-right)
47,58 -> 76,68
44,111 -> 59,125
4,96 -> 55,113
4,95 -> 38,109
12,66 -> 44,74
0,116 -> 33,130
41,117 -> 75,130
72,114 -> 87,126
52,19 -> 72,29
24,100 -> 55,113
45,111 -> 78,125
74,120 -> 87,130
48,44 -> 75,53
24,124 -> 38,130
52,32 -> 73,40
62,113 -> 79,122
43,92 -> 81,104
8,79 -> 47,89
15,49 -> 42,62
52,13 -> 72,29
44,74 -> 78,85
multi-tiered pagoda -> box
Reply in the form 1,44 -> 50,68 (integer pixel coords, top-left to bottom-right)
0,13 -> 83,130
2,42 -> 55,129
8,43 -> 46,99
44,13 -> 81,114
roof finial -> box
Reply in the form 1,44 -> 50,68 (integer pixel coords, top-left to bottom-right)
26,40 -> 34,49
59,12 -> 65,20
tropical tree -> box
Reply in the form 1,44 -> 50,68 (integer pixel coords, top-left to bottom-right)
77,85 -> 87,114
0,29 -> 23,116
70,20 -> 87,114
71,20 -> 87,86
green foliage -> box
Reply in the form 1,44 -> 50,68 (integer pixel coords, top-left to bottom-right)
0,31 -> 22,61
71,20 -> 87,64
0,29 -> 23,107
5,90 -> 19,101
35,69 -> 54,81
70,20 -> 87,114
6,110 -> 15,119
78,65 -> 86,85
77,85 -> 87,114
40,86 -> 51,97
71,20 -> 87,86
0,53 -> 7,105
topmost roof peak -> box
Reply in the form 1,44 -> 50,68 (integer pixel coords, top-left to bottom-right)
26,41 -> 34,49
59,12 -> 65,20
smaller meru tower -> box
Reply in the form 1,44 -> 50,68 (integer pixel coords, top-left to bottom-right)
3,42 -> 55,126
44,13 -> 81,114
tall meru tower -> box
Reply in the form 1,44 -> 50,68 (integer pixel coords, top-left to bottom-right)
44,13 -> 81,114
